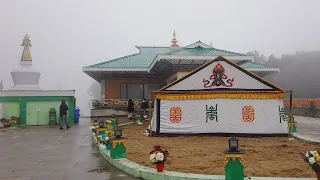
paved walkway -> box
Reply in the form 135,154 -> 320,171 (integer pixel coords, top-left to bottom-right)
0,117 -> 138,180
294,116 -> 320,142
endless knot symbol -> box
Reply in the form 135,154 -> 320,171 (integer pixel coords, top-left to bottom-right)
170,106 -> 182,123
278,105 -> 287,123
206,104 -> 218,122
242,106 -> 255,123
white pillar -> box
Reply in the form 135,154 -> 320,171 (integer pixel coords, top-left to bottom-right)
100,79 -> 105,99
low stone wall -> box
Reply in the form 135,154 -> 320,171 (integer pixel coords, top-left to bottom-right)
90,108 -> 153,117
90,108 -> 127,117
284,106 -> 320,118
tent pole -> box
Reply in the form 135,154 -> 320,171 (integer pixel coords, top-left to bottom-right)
156,99 -> 160,135
289,90 -> 293,137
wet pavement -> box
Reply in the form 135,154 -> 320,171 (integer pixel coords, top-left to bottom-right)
295,116 -> 320,142
0,117 -> 139,180
2,115 -> 317,180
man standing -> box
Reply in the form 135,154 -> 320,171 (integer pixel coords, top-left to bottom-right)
141,98 -> 148,119
60,100 -> 70,130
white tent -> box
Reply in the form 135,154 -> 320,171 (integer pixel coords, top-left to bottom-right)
151,56 -> 287,136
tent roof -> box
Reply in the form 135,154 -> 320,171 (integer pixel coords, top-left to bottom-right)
158,56 -> 284,92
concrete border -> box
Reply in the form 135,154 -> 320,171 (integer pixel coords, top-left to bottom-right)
118,122 -> 135,127
293,133 -> 320,144
92,133 -> 316,180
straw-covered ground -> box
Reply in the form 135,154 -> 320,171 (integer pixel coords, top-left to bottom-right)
122,123 -> 319,178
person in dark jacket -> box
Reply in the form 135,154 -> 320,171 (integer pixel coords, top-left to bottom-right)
140,98 -> 148,118
60,100 -> 70,130
127,98 -> 134,120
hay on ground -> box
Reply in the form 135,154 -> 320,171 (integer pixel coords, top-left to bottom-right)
122,124 -> 319,178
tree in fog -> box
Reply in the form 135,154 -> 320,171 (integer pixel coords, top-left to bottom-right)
250,50 -> 320,98
246,50 -> 267,64
87,81 -> 101,100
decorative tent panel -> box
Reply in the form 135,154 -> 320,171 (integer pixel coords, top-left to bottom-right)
152,99 -> 287,135
162,56 -> 282,91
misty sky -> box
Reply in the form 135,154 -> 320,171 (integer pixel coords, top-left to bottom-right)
0,0 -> 319,115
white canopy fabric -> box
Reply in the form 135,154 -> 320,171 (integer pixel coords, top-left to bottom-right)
151,99 -> 287,134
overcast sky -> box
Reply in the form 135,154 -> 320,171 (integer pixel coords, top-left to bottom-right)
0,0 -> 319,115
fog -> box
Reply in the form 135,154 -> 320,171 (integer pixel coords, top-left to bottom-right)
1,0 -> 320,116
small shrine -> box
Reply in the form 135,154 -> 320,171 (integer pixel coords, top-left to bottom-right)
0,34 -> 75,126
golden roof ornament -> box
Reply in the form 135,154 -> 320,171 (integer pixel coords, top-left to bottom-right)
170,30 -> 180,49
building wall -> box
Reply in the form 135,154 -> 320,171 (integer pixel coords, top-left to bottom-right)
26,101 -> 67,125
0,96 -> 75,125
177,72 -> 189,79
105,77 -> 165,99
0,102 -> 20,119
165,72 -> 190,85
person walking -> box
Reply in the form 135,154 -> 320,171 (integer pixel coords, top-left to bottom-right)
127,98 -> 134,120
60,99 -> 70,130
141,98 -> 148,119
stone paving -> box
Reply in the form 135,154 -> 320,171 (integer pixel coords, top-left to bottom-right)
294,116 -> 320,142
0,117 -> 138,180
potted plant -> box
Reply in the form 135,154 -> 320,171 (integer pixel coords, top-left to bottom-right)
301,151 -> 320,179
149,146 -> 169,172
1,118 -> 10,127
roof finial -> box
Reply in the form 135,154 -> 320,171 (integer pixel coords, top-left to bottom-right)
210,41 -> 212,46
170,30 -> 180,49
21,34 -> 32,62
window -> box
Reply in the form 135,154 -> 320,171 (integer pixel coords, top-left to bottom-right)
128,84 -> 143,99
120,84 -> 127,100
120,83 -> 160,100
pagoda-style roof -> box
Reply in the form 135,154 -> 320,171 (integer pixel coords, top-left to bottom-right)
83,41 -> 250,71
83,41 -> 278,80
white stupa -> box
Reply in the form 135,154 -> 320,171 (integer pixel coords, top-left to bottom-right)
10,34 -> 41,90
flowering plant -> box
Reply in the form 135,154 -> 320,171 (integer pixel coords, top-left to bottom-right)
101,136 -> 110,145
149,146 -> 169,164
301,151 -> 320,172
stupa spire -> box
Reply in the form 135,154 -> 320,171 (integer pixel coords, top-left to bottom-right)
21,34 -> 32,62
170,30 -> 180,49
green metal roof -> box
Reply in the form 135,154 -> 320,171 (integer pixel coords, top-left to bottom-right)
163,47 -> 245,56
87,47 -> 172,68
240,61 -> 271,69
86,46 -> 245,69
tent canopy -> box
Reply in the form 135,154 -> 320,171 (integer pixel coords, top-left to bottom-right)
151,56 -> 287,136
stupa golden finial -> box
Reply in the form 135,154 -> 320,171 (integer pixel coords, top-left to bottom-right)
21,34 -> 32,61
